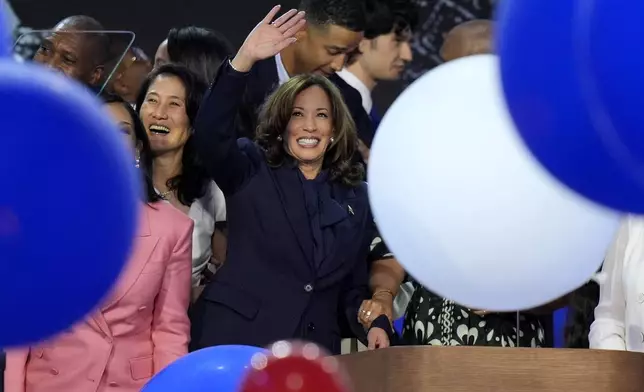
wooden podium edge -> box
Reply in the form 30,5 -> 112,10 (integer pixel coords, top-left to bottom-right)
336,346 -> 644,392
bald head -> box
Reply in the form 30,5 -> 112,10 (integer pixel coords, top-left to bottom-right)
440,20 -> 493,62
55,15 -> 104,31
33,15 -> 109,87
53,15 -> 110,64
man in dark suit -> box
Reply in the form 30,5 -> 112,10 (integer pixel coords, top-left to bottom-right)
234,0 -> 374,149
337,0 -> 418,142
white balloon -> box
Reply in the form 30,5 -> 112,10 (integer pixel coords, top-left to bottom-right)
368,54 -> 621,311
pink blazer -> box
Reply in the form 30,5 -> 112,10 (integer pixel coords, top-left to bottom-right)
5,202 -> 193,392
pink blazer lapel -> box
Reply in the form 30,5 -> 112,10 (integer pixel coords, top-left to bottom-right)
101,205 -> 159,311
87,312 -> 112,338
85,205 -> 159,337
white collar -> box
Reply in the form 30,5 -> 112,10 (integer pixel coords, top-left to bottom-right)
275,53 -> 290,85
337,69 -> 373,113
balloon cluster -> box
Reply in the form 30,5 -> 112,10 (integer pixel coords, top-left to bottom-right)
142,342 -> 350,392
2,0 -> 643,390
369,0 -> 639,311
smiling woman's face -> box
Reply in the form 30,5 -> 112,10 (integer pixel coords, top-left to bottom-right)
285,85 -> 334,165
138,74 -> 191,155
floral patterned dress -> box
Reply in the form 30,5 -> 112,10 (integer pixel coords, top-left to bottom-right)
402,282 -> 545,347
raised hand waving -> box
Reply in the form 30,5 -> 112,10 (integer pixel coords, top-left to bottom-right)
231,5 -> 306,72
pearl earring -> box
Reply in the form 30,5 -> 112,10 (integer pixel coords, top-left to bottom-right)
330,137 -> 335,143
277,135 -> 283,141
135,151 -> 140,168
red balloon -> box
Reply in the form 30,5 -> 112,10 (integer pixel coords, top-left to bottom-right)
240,341 -> 351,392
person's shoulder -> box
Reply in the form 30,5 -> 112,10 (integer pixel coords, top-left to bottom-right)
329,73 -> 361,102
355,180 -> 369,197
236,137 -> 266,162
236,137 -> 261,155
198,180 -> 227,221
337,180 -> 369,203
144,202 -> 194,238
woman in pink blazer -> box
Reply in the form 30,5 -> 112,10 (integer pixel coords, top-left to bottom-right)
5,94 -> 193,392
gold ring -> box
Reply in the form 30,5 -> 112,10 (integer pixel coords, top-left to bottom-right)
366,310 -> 372,318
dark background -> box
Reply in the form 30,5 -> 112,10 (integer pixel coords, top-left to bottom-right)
9,0 -> 492,112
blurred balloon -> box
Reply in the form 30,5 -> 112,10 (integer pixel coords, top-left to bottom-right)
497,0 -> 644,213
0,60 -> 139,347
240,341 -> 350,392
0,0 -> 11,56
368,54 -> 620,311
142,345 -> 266,392
580,0 -> 644,200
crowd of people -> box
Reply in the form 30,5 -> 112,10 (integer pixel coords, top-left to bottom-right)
1,0 -> 639,390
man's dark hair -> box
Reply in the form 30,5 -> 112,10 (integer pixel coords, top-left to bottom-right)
299,0 -> 366,32
53,15 -> 110,65
345,0 -> 418,65
363,0 -> 419,39
167,26 -> 234,84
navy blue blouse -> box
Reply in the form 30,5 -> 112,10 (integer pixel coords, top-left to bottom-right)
298,169 -> 332,269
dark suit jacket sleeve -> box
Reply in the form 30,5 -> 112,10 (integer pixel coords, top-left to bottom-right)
340,230 -> 371,344
194,60 -> 256,195
340,188 -> 396,345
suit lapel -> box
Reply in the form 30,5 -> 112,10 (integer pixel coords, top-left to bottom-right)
87,313 -> 112,339
101,206 -> 159,311
271,166 -> 315,268
317,185 -> 363,277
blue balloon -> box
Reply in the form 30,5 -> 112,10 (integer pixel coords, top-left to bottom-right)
0,1 -> 11,56
497,0 -> 644,213
0,61 -> 139,347
142,345 -> 266,392
582,0 -> 644,188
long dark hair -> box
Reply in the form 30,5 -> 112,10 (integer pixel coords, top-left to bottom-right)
135,63 -> 210,206
167,26 -> 234,84
255,73 -> 364,187
100,92 -> 161,203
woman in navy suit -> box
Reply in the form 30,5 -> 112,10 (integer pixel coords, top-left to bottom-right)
189,6 -> 392,354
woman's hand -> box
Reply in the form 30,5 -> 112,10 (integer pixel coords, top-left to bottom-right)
232,5 -> 306,72
358,293 -> 394,328
367,327 -> 390,350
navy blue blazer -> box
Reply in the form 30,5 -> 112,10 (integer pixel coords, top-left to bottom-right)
189,61 -> 384,354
